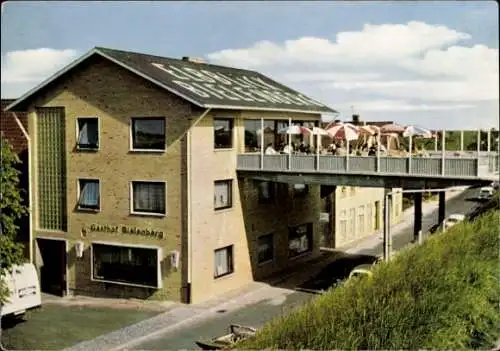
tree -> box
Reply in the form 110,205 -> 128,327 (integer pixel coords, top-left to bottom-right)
0,136 -> 27,305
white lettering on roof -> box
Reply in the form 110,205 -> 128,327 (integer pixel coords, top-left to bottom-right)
152,62 -> 327,108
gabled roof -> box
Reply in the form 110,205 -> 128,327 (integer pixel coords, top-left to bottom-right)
6,47 -> 337,115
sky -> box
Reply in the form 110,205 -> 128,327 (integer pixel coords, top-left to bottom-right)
1,1 -> 498,129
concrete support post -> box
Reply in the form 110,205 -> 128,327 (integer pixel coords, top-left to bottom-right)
413,192 -> 423,243
418,230 -> 423,245
383,193 -> 392,262
438,191 -> 446,227
460,130 -> 464,152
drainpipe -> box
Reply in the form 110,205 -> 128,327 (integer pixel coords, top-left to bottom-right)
13,112 -> 33,264
186,108 -> 211,303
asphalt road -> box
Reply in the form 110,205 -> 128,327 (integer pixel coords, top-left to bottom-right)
132,186 -> 483,350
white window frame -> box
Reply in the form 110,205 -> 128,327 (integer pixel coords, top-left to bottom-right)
129,117 -> 166,152
90,241 -> 163,289
213,117 -> 234,150
357,205 -> 365,236
214,245 -> 234,278
76,117 -> 100,150
130,180 -> 167,217
77,178 -> 101,212
214,179 -> 233,211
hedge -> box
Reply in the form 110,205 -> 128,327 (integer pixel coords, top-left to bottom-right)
238,208 -> 500,350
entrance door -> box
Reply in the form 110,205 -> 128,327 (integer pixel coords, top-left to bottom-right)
36,238 -> 67,296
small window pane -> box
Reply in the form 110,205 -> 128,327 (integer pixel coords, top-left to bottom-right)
132,118 -> 165,150
78,179 -> 100,210
214,119 -> 233,149
132,182 -> 166,214
293,184 -> 308,197
258,181 -> 275,204
77,118 -> 99,149
214,180 -> 232,210
214,245 -> 234,278
258,234 -> 274,263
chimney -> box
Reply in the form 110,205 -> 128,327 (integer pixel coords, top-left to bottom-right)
182,56 -> 206,64
352,114 -> 360,124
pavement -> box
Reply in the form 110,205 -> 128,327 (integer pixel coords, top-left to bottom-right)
62,185 -> 482,351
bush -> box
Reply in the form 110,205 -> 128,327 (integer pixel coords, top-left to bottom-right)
239,210 -> 500,350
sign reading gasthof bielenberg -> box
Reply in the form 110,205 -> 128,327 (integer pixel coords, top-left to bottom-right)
151,62 -> 327,109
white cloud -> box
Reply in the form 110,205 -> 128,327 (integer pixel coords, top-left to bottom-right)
1,48 -> 79,97
207,21 -> 498,128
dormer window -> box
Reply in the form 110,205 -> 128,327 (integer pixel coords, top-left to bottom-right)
77,118 -> 99,150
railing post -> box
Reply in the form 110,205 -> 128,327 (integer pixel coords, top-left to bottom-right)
408,134 -> 412,174
460,130 -> 464,152
376,133 -> 381,172
487,129 -> 491,153
260,118 -> 264,170
288,117 -> 292,171
346,139 -> 350,171
316,133 -> 320,171
476,129 -> 481,175
434,134 -> 438,152
441,129 -> 446,176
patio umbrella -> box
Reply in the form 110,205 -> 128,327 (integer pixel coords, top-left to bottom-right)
402,125 -> 433,169
326,122 -> 359,141
380,123 -> 406,134
278,124 -> 310,135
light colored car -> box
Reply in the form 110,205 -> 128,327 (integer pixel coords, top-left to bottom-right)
444,213 -> 466,230
478,186 -> 494,200
348,264 -> 374,280
491,181 -> 499,190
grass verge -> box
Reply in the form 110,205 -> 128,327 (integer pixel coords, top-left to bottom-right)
1,304 -> 160,350
239,207 -> 500,350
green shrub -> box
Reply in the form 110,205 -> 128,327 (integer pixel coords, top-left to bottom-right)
239,210 -> 500,350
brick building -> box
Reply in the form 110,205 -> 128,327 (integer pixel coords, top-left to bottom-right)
5,47 -> 402,303
1,99 -> 30,257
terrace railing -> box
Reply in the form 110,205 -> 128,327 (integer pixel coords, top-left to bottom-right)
237,153 -> 499,179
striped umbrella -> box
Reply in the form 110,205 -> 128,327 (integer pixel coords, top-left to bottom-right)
326,122 -> 359,141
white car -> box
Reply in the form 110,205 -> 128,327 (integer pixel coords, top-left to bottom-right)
478,186 -> 494,200
444,214 -> 466,230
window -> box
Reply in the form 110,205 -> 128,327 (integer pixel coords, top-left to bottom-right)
348,208 -> 356,237
131,181 -> 166,215
258,234 -> 274,264
214,118 -> 233,149
288,223 -> 313,258
214,180 -> 233,210
258,181 -> 275,204
91,243 -> 162,288
293,184 -> 309,197
339,210 -> 348,241
77,118 -> 99,149
131,117 -> 165,150
367,204 -> 373,231
78,179 -> 100,210
358,205 -> 365,235
214,245 -> 234,278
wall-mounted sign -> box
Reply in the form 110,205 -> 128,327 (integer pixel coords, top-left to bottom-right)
319,212 -> 330,223
84,224 -> 164,239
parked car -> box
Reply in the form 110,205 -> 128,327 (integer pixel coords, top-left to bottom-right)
478,186 -> 495,201
1,263 -> 42,318
444,214 -> 466,230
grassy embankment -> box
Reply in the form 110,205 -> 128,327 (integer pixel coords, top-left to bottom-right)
239,199 -> 500,350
